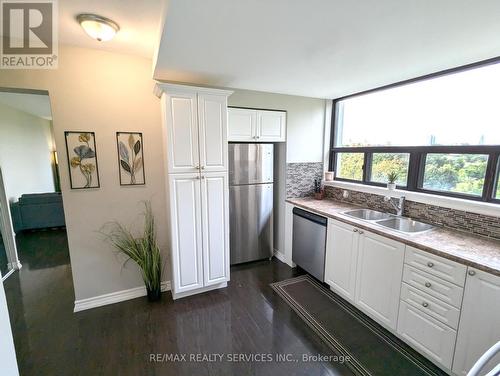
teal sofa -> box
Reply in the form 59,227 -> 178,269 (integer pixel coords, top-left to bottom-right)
10,193 -> 65,233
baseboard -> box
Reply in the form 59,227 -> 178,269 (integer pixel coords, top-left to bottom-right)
273,249 -> 287,264
74,281 -> 171,313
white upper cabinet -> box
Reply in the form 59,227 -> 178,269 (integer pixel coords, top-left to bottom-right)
228,108 -> 256,141
325,219 -> 359,302
355,230 -> 405,331
452,268 -> 500,376
228,107 -> 286,142
162,90 -> 200,174
198,93 -> 228,172
159,84 -> 232,174
257,110 -> 286,141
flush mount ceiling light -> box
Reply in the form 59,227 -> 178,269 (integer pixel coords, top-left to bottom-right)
76,14 -> 120,42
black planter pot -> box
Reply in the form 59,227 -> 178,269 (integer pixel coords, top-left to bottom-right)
146,286 -> 162,302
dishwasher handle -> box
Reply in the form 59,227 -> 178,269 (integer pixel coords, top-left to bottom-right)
292,207 -> 327,226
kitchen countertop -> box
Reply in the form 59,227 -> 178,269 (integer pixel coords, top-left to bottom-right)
287,197 -> 500,277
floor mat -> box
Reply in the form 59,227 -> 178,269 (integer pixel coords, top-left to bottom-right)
271,275 -> 448,376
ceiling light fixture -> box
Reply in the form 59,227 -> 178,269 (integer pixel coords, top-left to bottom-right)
76,14 -> 120,42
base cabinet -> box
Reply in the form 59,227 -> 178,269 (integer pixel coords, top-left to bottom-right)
354,231 -> 405,331
325,219 -> 359,302
452,268 -> 500,376
397,301 -> 456,369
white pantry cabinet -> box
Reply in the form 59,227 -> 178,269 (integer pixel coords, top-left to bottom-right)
452,268 -> 500,376
228,107 -> 286,142
157,84 -> 233,299
355,230 -> 405,331
325,219 -> 359,302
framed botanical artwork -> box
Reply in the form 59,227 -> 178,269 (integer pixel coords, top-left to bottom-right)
65,132 -> 100,189
116,132 -> 145,186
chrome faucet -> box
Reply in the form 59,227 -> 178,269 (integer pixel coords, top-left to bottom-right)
384,195 -> 406,216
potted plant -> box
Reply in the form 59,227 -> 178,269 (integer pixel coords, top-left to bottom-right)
102,201 -> 163,302
387,171 -> 398,191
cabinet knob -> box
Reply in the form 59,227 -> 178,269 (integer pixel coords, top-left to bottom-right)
422,302 -> 429,308
201,166 -> 205,170
427,262 -> 434,268
358,230 -> 364,234
195,164 -> 200,169
468,270 -> 476,276
425,282 -> 432,288
256,135 -> 260,139
353,228 -> 358,232
195,176 -> 200,180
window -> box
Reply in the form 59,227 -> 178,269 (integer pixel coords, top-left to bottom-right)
369,153 -> 409,186
330,58 -> 500,203
422,154 -> 488,196
336,152 -> 364,181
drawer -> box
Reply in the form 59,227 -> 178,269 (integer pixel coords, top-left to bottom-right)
397,301 -> 456,369
402,265 -> 464,308
405,246 -> 466,287
400,282 -> 460,329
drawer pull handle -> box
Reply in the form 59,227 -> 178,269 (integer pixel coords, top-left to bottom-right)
425,282 -> 432,288
427,262 -> 434,268
422,302 -> 429,308
468,270 -> 476,276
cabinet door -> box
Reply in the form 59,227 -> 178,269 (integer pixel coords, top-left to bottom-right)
452,269 -> 500,376
198,93 -> 228,172
397,301 -> 456,369
163,91 -> 200,173
228,108 -> 256,141
200,172 -> 230,286
355,231 -> 405,330
169,173 -> 204,294
257,110 -> 286,142
325,219 -> 359,302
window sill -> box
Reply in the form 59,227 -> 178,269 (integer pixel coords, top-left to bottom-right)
324,180 -> 499,218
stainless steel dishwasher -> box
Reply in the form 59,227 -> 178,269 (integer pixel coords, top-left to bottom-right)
292,207 -> 327,282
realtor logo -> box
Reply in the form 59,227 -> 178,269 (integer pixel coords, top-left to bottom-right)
1,0 -> 58,69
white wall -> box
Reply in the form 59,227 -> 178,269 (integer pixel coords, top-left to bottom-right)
0,278 -> 19,376
0,102 -> 55,202
0,46 -> 168,302
228,89 -> 327,163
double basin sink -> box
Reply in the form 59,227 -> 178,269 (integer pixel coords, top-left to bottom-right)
342,209 -> 434,234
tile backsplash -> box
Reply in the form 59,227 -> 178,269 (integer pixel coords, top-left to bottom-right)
286,162 -> 323,198
324,186 -> 500,240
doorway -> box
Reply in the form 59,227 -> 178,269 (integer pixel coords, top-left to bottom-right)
0,89 -> 66,279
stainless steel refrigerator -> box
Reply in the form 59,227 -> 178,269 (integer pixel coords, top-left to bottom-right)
229,143 -> 273,265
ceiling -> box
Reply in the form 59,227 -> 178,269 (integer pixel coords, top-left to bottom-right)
153,0 -> 500,98
59,0 -> 165,59
0,92 -> 52,120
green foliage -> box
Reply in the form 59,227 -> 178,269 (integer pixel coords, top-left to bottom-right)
338,153 -> 364,180
102,201 -> 162,293
371,153 -> 409,185
337,151 -> 489,196
423,154 -> 487,196
387,171 -> 399,184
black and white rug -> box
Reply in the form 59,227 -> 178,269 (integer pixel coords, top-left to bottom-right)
271,275 -> 448,376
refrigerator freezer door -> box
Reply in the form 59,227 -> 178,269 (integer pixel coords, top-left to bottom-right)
229,144 -> 273,186
230,183 -> 273,264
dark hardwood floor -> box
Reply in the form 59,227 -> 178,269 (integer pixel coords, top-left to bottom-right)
4,231 -> 352,376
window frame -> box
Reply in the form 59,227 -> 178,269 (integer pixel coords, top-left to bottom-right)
328,57 -> 500,204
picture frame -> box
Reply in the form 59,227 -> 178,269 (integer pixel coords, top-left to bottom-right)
64,131 -> 100,189
116,132 -> 145,186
